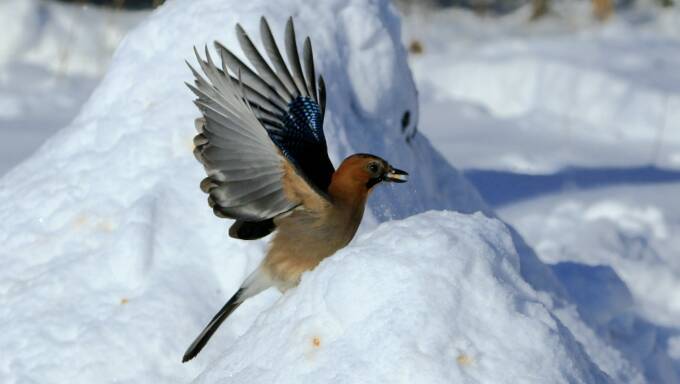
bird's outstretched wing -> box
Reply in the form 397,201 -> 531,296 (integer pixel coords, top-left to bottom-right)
187,17 -> 333,232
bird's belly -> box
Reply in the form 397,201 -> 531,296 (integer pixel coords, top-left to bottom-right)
264,214 -> 358,289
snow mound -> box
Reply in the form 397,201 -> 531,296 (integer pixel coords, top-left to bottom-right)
500,183 -> 680,384
404,4 -> 680,172
0,0 -> 488,382
195,211 -> 609,384
399,5 -> 680,381
502,185 -> 680,327
0,0 -> 146,176
0,0 -> 659,382
0,0 -> 145,76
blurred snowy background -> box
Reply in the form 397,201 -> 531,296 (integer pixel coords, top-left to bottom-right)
1,0 -> 679,382
400,0 -> 680,335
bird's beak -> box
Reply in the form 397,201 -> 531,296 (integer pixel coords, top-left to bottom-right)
384,167 -> 408,183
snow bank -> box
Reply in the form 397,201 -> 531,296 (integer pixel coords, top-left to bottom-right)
195,211 -> 609,384
0,0 -> 489,382
403,3 -> 680,172
0,0 -> 664,382
501,182 -> 680,328
0,0 -> 146,76
0,0 -> 146,175
401,4 -> 680,382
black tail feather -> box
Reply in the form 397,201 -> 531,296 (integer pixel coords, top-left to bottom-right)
182,288 -> 244,362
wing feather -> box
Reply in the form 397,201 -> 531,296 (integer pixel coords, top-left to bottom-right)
225,17 -> 334,193
187,17 -> 333,225
215,41 -> 288,110
260,17 -> 299,96
189,61 -> 296,220
285,17 -> 310,97
302,37 -> 318,103
318,75 -> 327,114
235,23 -> 293,101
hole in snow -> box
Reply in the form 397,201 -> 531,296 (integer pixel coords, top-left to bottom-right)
408,40 -> 424,55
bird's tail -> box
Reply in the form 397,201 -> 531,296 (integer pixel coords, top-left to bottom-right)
182,288 -> 244,363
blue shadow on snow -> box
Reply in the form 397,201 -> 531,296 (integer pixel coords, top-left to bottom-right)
464,165 -> 680,207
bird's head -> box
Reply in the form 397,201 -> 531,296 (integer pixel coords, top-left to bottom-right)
333,154 -> 408,195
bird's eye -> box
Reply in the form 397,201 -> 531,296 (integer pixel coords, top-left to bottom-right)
367,162 -> 379,174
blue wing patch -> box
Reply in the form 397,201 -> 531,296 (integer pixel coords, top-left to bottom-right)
207,18 -> 335,195
271,96 -> 323,156
267,96 -> 333,192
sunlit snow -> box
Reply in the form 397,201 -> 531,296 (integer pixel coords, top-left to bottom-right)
1,0 -> 679,383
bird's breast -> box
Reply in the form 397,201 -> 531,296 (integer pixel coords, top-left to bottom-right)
264,203 -> 366,288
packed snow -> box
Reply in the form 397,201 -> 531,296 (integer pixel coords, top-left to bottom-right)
195,211 -> 609,384
0,0 -> 146,176
0,0 -> 491,382
500,183 -> 680,328
401,0 -> 680,382
404,0 -> 680,173
1,0 -> 679,383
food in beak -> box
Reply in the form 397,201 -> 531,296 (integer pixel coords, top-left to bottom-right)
384,168 -> 408,183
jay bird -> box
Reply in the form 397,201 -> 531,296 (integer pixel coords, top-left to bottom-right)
182,16 -> 408,362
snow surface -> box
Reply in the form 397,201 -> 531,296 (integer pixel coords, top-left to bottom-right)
500,182 -> 680,329
0,0 -> 502,382
2,0 -> 679,382
0,0 -> 146,176
401,1 -> 680,382
404,0 -> 680,173
195,211 -> 609,384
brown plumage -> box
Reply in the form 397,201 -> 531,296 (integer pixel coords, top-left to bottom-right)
182,18 -> 408,363
266,155 -> 396,289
